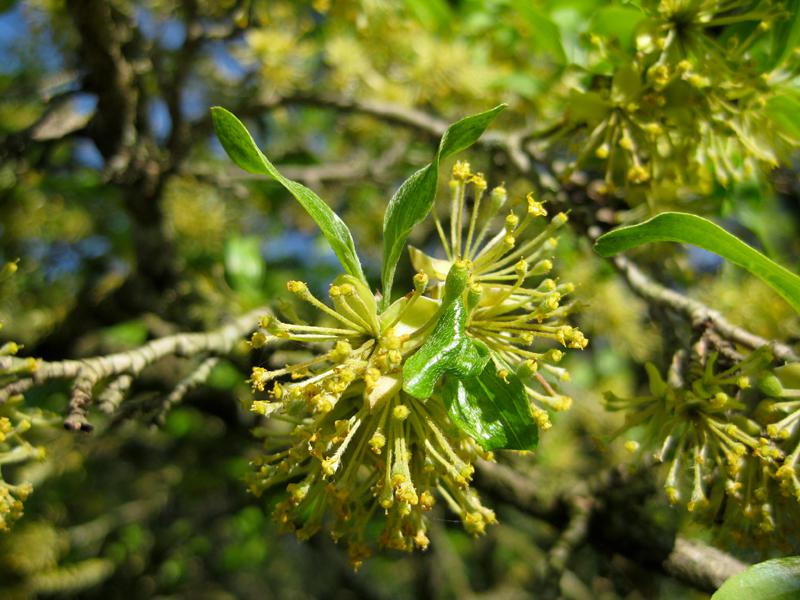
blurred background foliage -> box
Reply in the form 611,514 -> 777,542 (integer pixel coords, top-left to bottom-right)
0,0 -> 798,597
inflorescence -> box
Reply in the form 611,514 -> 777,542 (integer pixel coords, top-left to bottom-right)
566,0 -> 800,199
246,162 -> 587,567
0,261 -> 47,532
606,345 -> 800,546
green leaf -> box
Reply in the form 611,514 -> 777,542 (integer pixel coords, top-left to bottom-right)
402,295 -> 490,399
589,5 -> 645,50
211,107 -> 366,284
594,212 -> 800,313
224,235 -> 264,293
771,0 -> 800,69
712,556 -> 800,600
442,362 -> 538,452
509,1 -> 567,65
381,105 -> 506,307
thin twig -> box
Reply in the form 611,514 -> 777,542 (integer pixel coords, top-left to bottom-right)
1,308 -> 265,431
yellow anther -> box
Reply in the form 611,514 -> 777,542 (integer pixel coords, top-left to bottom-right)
452,160 -> 471,180
321,458 -> 338,476
643,122 -> 662,136
710,393 -> 728,409
329,340 -> 352,362
526,193 -> 547,217
287,280 -> 309,295
505,211 -> 519,232
471,172 -> 487,190
624,440 -> 640,453
627,165 -> 649,184
250,331 -> 268,348
419,490 -> 435,511
392,405 -> 411,421
369,431 -> 386,454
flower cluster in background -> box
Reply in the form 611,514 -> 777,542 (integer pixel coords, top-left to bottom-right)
245,164 -> 587,566
606,344 -> 800,548
561,0 -> 800,206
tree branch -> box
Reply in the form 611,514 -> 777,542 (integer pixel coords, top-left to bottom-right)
0,309 -> 265,431
613,255 -> 799,363
475,460 -> 747,594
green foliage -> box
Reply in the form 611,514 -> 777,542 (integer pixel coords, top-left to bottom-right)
443,363 -> 539,452
402,295 -> 490,399
712,556 -> 800,600
381,104 -> 505,305
595,212 -> 800,312
211,107 -> 366,284
2,0 -> 800,596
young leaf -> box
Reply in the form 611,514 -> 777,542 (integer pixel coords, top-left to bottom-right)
442,363 -> 539,452
381,104 -> 506,307
402,295 -> 490,399
211,107 -> 366,284
711,556 -> 800,600
594,212 -> 800,313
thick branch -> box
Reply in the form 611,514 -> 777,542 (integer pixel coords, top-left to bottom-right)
475,460 -> 747,594
614,255 -> 799,363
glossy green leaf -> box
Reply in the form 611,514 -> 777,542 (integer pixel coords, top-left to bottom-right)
211,107 -> 366,284
594,212 -> 800,313
712,556 -> 800,600
224,235 -> 264,293
442,362 -> 538,451
381,105 -> 506,308
402,295 -> 490,399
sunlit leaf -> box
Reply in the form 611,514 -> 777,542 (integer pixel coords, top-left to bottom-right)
211,107 -> 366,284
442,362 -> 538,451
381,105 -> 506,307
402,295 -> 490,399
594,212 -> 800,313
711,556 -> 800,600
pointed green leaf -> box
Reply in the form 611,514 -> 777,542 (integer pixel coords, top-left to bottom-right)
711,556 -> 800,600
594,212 -> 800,313
211,107 -> 366,284
771,0 -> 800,69
402,295 -> 490,399
442,362 -> 539,451
381,105 -> 506,307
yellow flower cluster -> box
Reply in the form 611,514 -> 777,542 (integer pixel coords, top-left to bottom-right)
246,164 -> 587,566
607,348 -> 800,545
